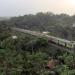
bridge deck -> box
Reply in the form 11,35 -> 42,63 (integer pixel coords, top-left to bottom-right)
12,27 -> 75,54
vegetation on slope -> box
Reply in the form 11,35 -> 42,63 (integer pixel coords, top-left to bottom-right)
0,12 -> 75,75
1,12 -> 75,40
0,29 -> 75,75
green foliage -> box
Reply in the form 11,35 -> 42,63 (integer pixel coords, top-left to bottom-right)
1,12 -> 75,40
0,48 -> 23,75
22,52 -> 48,75
0,28 -> 75,75
2,12 -> 74,40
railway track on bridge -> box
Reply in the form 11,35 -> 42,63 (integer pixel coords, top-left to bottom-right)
12,27 -> 75,54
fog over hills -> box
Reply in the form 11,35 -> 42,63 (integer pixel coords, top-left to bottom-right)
0,17 -> 10,21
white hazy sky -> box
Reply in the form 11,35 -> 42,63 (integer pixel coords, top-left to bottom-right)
0,0 -> 75,17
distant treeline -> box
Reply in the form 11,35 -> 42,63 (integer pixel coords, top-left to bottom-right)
1,12 -> 75,40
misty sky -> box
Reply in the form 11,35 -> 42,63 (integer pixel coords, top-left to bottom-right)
0,0 -> 75,17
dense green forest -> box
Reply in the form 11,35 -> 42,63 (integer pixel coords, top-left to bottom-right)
1,12 -> 75,40
0,29 -> 75,75
0,12 -> 75,75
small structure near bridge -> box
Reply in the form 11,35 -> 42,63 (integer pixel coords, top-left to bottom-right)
11,35 -> 17,39
42,31 -> 49,34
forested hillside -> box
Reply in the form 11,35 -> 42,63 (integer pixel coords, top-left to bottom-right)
0,12 -> 75,75
1,12 -> 75,40
0,28 -> 75,75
